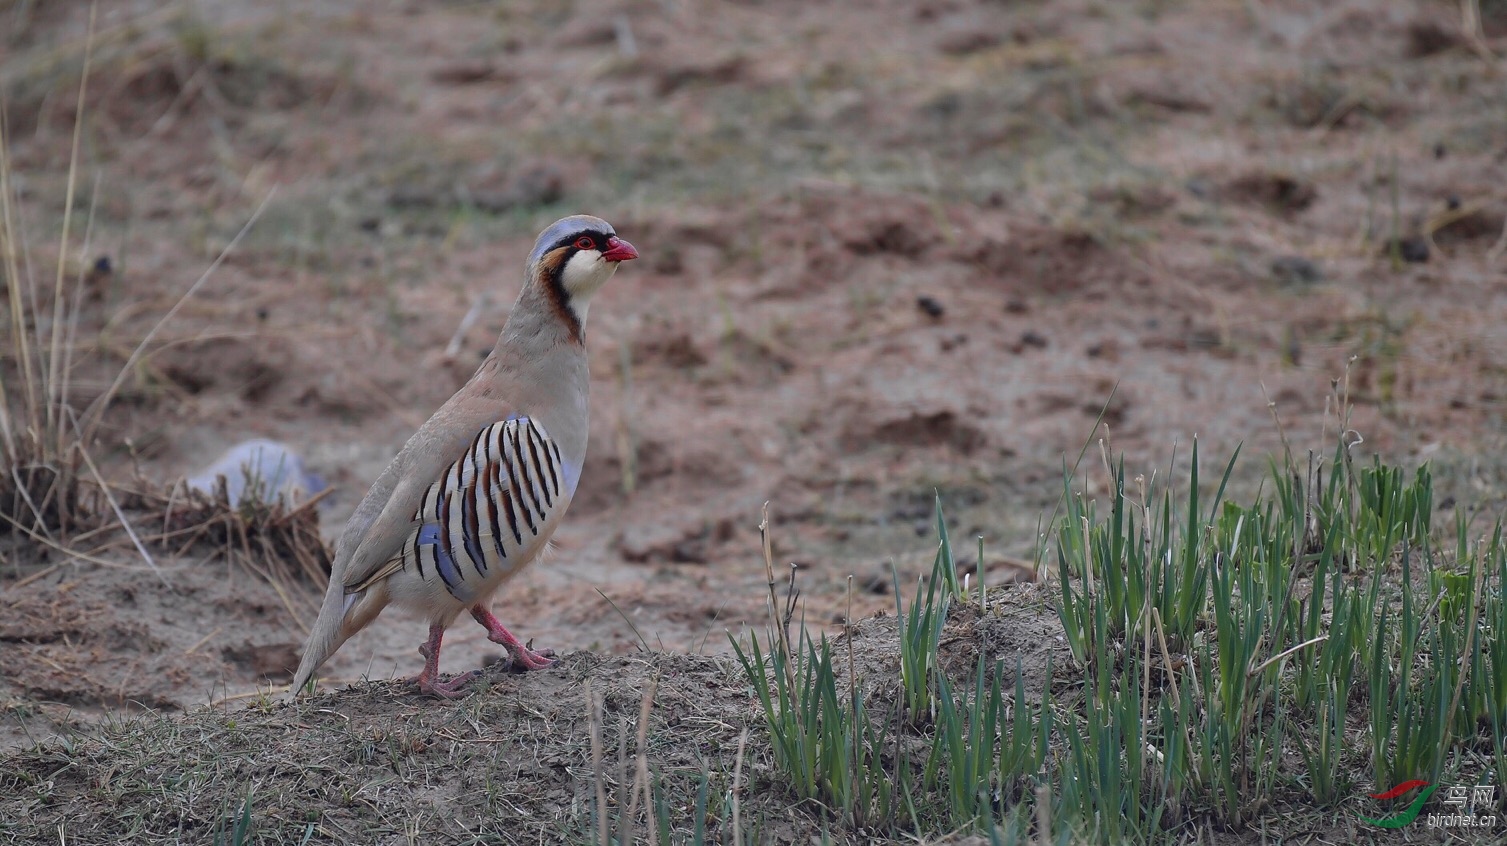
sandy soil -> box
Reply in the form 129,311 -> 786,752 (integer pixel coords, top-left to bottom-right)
1,0 -> 1505,768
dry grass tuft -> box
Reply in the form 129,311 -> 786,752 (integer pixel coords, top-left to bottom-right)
0,10 -> 98,551
121,478 -> 332,624
1,17 -> 313,613
0,447 -> 88,544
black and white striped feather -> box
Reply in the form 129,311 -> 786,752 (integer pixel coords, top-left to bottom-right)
351,416 -> 564,602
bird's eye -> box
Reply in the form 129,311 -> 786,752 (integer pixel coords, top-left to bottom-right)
574,236 -> 596,250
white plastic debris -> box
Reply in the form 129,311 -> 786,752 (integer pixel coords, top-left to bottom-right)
185,439 -> 324,507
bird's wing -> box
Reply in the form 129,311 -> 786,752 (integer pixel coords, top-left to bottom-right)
289,389 -> 513,696
352,414 -> 568,599
335,392 -> 516,593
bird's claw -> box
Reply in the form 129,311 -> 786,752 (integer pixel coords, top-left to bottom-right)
511,645 -> 558,671
491,644 -> 557,673
412,669 -> 479,699
470,607 -> 557,673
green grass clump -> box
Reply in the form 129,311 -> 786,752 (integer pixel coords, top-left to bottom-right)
736,494 -> 1052,838
732,628 -> 898,829
738,438 -> 1507,843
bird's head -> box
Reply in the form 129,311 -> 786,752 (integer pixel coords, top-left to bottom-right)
527,215 -> 638,334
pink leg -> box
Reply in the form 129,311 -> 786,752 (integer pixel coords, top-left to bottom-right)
410,624 -> 479,699
471,605 -> 557,671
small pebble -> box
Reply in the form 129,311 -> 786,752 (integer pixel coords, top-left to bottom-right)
1383,236 -> 1430,263
1270,255 -> 1322,286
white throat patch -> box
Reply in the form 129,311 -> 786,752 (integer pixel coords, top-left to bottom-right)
559,249 -> 618,321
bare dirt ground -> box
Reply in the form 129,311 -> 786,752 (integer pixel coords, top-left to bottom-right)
1,0 -> 1505,841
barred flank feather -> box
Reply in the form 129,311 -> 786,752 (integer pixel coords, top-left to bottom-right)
399,416 -> 564,602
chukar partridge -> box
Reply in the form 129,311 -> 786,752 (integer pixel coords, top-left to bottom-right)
291,215 -> 638,698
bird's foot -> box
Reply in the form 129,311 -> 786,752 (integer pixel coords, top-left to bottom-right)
412,624 -> 479,698
502,642 -> 558,672
412,669 -> 480,699
471,605 -> 559,672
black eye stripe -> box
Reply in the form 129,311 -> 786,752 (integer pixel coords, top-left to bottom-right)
552,230 -> 612,252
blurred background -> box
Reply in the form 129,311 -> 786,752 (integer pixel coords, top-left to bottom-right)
1,0 -> 1505,732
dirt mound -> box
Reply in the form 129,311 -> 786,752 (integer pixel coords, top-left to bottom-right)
2,587 -> 220,712
0,583 -> 1060,844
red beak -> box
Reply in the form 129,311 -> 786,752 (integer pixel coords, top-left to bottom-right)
601,235 -> 639,262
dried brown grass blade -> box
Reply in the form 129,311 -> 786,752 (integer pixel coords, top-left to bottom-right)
625,674 -> 658,825
587,680 -> 608,846
0,103 -> 38,456
48,4 -> 95,441
71,412 -> 168,587
732,726 -> 749,846
82,185 -> 278,445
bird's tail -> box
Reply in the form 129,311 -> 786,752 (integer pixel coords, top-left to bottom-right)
289,582 -> 373,698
